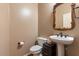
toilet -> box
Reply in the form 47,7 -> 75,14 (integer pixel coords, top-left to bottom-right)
30,37 -> 48,56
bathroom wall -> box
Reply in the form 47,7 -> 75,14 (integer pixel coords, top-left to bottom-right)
38,3 -> 54,36
10,3 -> 38,56
0,4 -> 10,55
38,3 -> 79,56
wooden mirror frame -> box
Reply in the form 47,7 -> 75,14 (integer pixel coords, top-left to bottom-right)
53,3 -> 75,30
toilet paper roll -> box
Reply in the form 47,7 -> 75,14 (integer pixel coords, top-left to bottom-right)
18,41 -> 24,46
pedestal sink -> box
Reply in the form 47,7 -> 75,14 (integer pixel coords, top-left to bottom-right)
49,35 -> 74,56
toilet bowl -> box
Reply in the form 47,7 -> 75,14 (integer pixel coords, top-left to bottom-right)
30,45 -> 42,55
29,37 -> 48,56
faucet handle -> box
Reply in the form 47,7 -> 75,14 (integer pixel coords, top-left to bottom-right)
55,33 -> 59,36
64,35 -> 68,38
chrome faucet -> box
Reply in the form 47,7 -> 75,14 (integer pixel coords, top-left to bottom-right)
56,32 -> 68,38
59,32 -> 63,37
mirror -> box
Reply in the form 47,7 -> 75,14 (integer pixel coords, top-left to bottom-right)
53,3 -> 75,30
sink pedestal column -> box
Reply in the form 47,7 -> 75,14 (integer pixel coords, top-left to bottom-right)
57,43 -> 64,56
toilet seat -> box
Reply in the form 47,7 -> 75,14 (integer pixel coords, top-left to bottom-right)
30,45 -> 42,52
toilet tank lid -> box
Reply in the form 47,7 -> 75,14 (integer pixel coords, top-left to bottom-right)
37,37 -> 48,40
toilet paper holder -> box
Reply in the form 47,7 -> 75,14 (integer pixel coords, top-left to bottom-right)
17,41 -> 24,49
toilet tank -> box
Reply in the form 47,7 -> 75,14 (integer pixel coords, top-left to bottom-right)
37,37 -> 48,47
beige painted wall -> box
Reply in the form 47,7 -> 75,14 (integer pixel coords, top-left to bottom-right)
38,3 -> 54,37
0,3 -> 38,56
38,3 -> 79,56
0,4 -> 10,55
10,3 -> 38,56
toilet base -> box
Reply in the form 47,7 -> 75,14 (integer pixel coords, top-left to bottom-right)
24,52 -> 42,56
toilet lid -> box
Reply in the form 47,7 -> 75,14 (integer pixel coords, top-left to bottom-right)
30,45 -> 42,52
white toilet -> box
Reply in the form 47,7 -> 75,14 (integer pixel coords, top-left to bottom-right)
30,37 -> 48,56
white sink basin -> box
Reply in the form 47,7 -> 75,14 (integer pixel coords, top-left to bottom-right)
49,35 -> 74,44
49,35 -> 74,56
